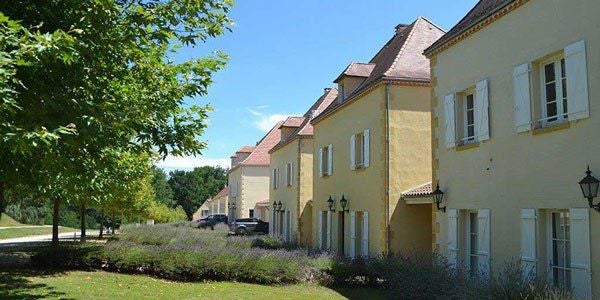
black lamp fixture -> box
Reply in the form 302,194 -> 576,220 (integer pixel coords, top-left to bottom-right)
228,202 -> 236,210
276,201 -> 283,212
579,165 -> 600,212
340,195 -> 349,213
327,196 -> 336,212
272,201 -> 278,212
432,182 -> 446,212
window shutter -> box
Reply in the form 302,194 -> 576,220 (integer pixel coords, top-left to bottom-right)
270,209 -> 275,235
513,63 -> 532,132
349,211 -> 356,258
317,211 -> 323,249
444,94 -> 456,148
520,209 -> 537,280
362,212 -> 369,257
350,134 -> 356,170
363,129 -> 370,167
565,40 -> 589,121
475,79 -> 490,141
477,209 -> 491,276
289,211 -> 294,242
569,208 -> 591,298
283,210 -> 288,241
327,144 -> 333,175
318,148 -> 323,177
327,210 -> 333,250
447,209 -> 459,267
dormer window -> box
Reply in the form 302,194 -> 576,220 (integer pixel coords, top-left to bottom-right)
338,84 -> 345,102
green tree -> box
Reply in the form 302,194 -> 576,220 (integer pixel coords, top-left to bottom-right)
151,166 -> 175,207
168,166 -> 227,219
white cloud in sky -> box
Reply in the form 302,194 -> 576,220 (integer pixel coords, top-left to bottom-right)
155,155 -> 230,170
247,107 -> 295,132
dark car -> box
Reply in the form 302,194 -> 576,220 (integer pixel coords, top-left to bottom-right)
197,214 -> 228,229
230,218 -> 269,235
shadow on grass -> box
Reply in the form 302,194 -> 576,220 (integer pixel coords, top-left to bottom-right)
330,287 -> 392,300
0,268 -> 71,300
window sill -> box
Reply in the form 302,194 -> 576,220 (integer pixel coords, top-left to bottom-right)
532,122 -> 570,136
455,142 -> 480,152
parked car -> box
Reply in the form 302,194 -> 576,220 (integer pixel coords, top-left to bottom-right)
197,214 -> 228,229
230,218 -> 269,235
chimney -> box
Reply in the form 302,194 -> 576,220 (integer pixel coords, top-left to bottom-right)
395,23 -> 409,34
324,87 -> 332,94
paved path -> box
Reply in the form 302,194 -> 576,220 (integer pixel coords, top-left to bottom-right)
0,230 -> 100,245
0,225 -> 52,230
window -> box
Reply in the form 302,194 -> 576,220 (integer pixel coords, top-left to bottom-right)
467,212 -> 479,276
550,211 -> 571,289
320,145 -> 333,177
541,57 -> 568,125
272,168 -> 279,189
285,162 -> 293,186
463,93 -> 475,142
249,209 -> 255,218
351,130 -> 369,170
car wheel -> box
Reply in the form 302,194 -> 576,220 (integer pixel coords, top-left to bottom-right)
235,227 -> 247,235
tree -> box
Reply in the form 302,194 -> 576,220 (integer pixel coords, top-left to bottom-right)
0,0 -> 233,244
151,166 -> 175,207
168,166 -> 227,219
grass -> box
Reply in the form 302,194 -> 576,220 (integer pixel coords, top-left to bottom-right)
0,213 -> 24,227
0,270 -> 389,300
0,226 -> 77,240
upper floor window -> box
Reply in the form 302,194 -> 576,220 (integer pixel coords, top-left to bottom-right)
350,129 -> 370,169
513,40 -> 589,133
285,162 -> 293,186
319,145 -> 333,177
443,79 -> 489,149
272,168 -> 279,189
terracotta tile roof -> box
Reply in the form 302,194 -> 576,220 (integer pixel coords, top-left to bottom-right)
424,0 -> 516,56
269,88 -> 338,153
334,62 -> 376,83
236,146 -> 255,153
313,17 -> 445,124
232,121 -> 283,169
213,186 -> 228,199
401,182 -> 433,198
280,116 -> 305,128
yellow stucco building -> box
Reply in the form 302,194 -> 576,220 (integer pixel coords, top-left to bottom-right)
426,0 -> 599,297
310,17 -> 444,257
268,88 -> 338,246
228,123 -> 282,222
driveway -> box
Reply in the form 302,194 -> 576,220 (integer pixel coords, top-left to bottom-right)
0,230 -> 100,245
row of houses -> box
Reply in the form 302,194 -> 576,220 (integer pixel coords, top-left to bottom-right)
222,0 -> 599,297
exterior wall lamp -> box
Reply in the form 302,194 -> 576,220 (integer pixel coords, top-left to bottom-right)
579,165 -> 600,212
228,202 -> 236,210
276,201 -> 283,212
327,196 -> 336,212
432,182 -> 446,212
340,195 -> 349,213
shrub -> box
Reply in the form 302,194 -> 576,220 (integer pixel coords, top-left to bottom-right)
31,243 -> 103,269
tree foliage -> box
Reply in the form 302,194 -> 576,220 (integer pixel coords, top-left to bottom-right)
168,166 -> 227,219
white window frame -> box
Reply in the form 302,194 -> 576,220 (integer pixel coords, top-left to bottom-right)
272,168 -> 279,189
547,210 -> 572,290
321,145 -> 332,176
466,211 -> 479,276
462,92 -> 476,142
540,55 -> 568,127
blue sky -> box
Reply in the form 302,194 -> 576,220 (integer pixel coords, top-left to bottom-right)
156,0 -> 478,171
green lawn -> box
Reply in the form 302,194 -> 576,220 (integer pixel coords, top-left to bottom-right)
0,213 -> 23,227
0,270 -> 389,300
0,226 -> 77,240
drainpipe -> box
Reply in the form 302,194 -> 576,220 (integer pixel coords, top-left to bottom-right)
385,82 -> 391,254
296,137 -> 302,243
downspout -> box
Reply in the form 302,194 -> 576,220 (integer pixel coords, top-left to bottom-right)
296,138 -> 302,243
385,82 -> 391,254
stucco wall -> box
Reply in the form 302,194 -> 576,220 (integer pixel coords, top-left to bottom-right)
431,0 -> 600,295
239,166 -> 270,219
270,139 -> 301,239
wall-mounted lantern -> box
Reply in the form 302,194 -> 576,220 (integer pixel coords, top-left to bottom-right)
327,196 -> 336,212
432,182 -> 446,212
276,201 -> 283,213
579,166 -> 600,212
340,195 -> 349,213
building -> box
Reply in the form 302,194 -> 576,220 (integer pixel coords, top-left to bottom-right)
228,123 -> 282,222
192,200 -> 211,221
310,17 -> 444,257
211,185 -> 229,215
268,88 -> 338,245
425,0 -> 599,297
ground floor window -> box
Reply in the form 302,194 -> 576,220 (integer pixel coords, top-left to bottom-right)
549,211 -> 571,289
349,211 -> 368,258
249,209 -> 254,218
467,212 -> 479,276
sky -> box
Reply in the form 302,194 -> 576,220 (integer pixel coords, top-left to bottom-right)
156,0 -> 479,172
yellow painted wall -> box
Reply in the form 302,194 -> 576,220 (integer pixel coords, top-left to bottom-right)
431,0 -> 600,295
312,83 -> 432,255
269,137 -> 314,246
228,166 -> 270,220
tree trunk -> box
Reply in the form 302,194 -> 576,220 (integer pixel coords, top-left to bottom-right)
98,209 -> 104,239
52,197 -> 60,247
0,181 -> 5,221
80,202 -> 86,242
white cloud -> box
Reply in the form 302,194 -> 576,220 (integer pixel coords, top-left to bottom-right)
155,155 -> 230,171
247,107 -> 295,132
